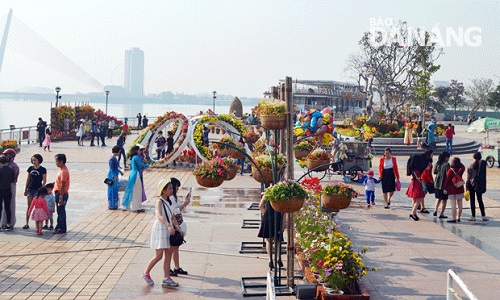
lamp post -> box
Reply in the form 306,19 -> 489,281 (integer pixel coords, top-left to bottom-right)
55,86 -> 61,107
212,91 -> 217,114
105,90 -> 110,115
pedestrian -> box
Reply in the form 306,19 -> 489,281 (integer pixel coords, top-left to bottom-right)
23,154 -> 47,229
137,113 -> 142,129
433,151 -> 450,219
444,157 -> 465,223
43,183 -> 55,230
107,146 -> 124,210
84,119 -> 91,139
444,123 -> 455,155
363,170 -> 380,208
122,121 -> 129,135
142,115 -> 149,128
403,120 -> 413,145
99,120 -> 107,146
378,148 -> 400,209
42,128 -> 52,151
1,149 -> 19,229
108,119 -> 115,139
258,194 -> 283,269
53,154 -> 70,234
142,180 -> 181,288
116,132 -> 127,169
122,145 -> 148,212
77,120 -> 84,146
406,150 -> 433,221
237,136 -> 245,174
0,155 -> 15,231
36,117 -> 47,147
466,152 -> 488,222
427,120 -> 438,149
202,126 -> 210,147
154,131 -> 166,160
90,121 -> 98,146
27,186 -> 50,235
166,131 -> 176,167
169,177 -> 191,277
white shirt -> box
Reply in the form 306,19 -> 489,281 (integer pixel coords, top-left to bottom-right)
384,157 -> 394,169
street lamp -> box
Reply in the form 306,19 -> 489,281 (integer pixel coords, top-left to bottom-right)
105,90 -> 110,115
212,91 -> 217,114
55,86 -> 61,107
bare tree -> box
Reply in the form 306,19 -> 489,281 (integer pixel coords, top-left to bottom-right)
466,78 -> 494,119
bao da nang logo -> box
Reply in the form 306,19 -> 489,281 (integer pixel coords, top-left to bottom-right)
369,17 -> 482,47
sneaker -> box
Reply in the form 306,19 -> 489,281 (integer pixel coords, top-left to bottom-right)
23,225 -> 30,229
446,220 -> 457,223
169,269 -> 178,277
49,225 -> 54,230
482,217 -> 489,221
4,225 -> 12,231
161,277 -> 178,288
469,217 -> 476,222
433,211 -> 437,217
142,273 -> 154,286
457,219 -> 461,223
439,215 -> 448,219
37,230 -> 43,235
371,202 -> 376,206
174,268 -> 188,275
42,225 -> 48,230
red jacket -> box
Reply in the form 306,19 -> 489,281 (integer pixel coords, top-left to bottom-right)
444,128 -> 455,139
378,156 -> 400,180
444,164 -> 465,195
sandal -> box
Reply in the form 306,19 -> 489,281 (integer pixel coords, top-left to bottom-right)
22,225 -> 29,229
420,209 -> 430,214
174,268 -> 188,275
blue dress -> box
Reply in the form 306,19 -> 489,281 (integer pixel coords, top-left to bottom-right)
122,155 -> 149,209
107,156 -> 120,209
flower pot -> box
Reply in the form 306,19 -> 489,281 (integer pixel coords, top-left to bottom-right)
195,176 -> 224,188
219,147 -> 244,159
252,168 -> 274,184
244,134 -> 259,143
270,196 -> 304,213
225,167 -> 238,181
260,115 -> 287,130
322,194 -> 351,210
306,159 -> 330,172
294,149 -> 310,160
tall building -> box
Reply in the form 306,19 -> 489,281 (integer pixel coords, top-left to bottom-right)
124,47 -> 144,97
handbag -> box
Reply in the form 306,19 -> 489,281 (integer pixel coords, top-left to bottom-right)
104,178 -> 114,185
425,182 -> 435,194
161,199 -> 186,246
451,168 -> 465,188
395,181 -> 401,192
464,189 -> 470,201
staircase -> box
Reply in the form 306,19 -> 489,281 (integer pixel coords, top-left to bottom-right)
372,141 -> 481,156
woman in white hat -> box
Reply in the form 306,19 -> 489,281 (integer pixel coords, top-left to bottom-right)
121,145 -> 148,212
142,180 -> 182,288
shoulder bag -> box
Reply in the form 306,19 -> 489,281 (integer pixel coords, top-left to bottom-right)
161,200 -> 185,246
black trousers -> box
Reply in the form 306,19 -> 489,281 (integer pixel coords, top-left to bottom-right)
0,188 -> 12,225
469,186 -> 486,217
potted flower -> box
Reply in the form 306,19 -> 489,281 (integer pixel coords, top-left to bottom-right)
306,148 -> 331,172
222,157 -> 240,181
193,157 -> 228,188
243,130 -> 260,143
293,137 -> 317,160
321,182 -> 358,210
263,180 -> 308,213
254,98 -> 287,130
214,134 -> 245,159
252,152 -> 286,184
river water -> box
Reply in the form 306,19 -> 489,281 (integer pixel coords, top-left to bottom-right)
0,99 -> 255,129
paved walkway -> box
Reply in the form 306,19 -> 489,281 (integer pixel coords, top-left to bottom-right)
0,129 -> 498,299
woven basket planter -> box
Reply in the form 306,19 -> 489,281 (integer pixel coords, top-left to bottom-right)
270,196 -> 304,213
306,159 -> 330,172
195,176 -> 224,188
260,115 -> 287,130
321,194 -> 351,210
252,168 -> 274,184
294,149 -> 310,160
219,147 -> 244,159
225,167 -> 238,181
244,134 -> 260,143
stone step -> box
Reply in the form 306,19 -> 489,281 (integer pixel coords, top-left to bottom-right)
372,141 -> 481,156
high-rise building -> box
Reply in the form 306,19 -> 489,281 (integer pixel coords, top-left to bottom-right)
124,47 -> 144,97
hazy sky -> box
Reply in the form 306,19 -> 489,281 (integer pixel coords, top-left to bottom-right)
0,0 -> 498,98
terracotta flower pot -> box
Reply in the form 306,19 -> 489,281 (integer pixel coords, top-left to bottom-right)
322,194 -> 351,210
260,115 -> 287,130
195,176 -> 224,188
306,159 -> 330,172
270,196 -> 304,213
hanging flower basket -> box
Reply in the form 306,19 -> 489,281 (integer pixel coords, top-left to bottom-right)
251,168 -> 274,184
294,149 -> 310,160
195,176 -> 224,188
225,167 -> 238,181
260,115 -> 287,130
219,147 -> 244,159
270,196 -> 305,213
306,159 -> 330,172
322,194 -> 351,210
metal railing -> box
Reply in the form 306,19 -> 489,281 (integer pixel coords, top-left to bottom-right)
0,126 -> 39,145
447,269 -> 478,300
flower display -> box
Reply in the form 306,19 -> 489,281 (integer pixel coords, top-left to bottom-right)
0,140 -> 18,152
193,157 -> 228,180
243,130 -> 260,143
51,105 -> 75,134
254,98 -> 287,116
214,134 -> 245,152
300,176 -> 322,194
322,182 -> 358,198
293,137 -> 317,151
306,148 -> 330,161
94,109 -> 123,126
252,137 -> 275,155
75,105 -> 95,122
263,180 -> 308,202
253,152 -> 286,173
177,148 -> 197,163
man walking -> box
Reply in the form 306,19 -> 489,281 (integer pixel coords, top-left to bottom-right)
53,154 -> 70,234
0,155 -> 15,231
1,149 -> 19,229
36,118 -> 47,147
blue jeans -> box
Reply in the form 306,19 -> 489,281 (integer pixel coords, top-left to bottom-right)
365,190 -> 375,204
118,147 -> 126,167
237,158 -> 245,174
55,193 -> 68,233
446,138 -> 453,155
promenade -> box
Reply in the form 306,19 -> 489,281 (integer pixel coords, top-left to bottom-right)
0,127 -> 499,299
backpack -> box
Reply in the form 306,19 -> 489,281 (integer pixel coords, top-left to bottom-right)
451,168 -> 465,188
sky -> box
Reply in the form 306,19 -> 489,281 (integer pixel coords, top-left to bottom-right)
0,0 -> 498,98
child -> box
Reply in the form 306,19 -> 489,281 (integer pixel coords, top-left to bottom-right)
27,186 -> 50,235
42,128 -> 52,152
43,183 -> 56,230
363,170 -> 380,208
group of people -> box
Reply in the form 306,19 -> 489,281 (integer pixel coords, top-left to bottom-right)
136,113 -> 149,129
0,150 -> 70,235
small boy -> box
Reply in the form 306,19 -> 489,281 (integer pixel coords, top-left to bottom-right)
43,183 -> 56,230
363,170 -> 380,208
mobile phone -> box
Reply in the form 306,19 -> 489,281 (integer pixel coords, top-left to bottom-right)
189,187 -> 193,193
